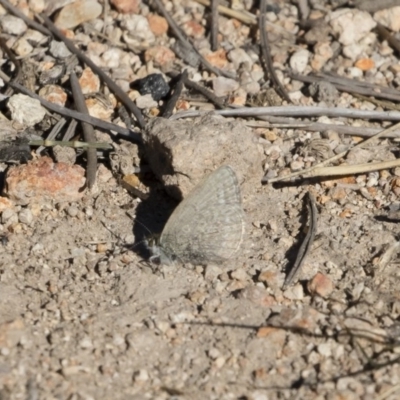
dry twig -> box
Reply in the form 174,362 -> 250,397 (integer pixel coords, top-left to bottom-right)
70,72 -> 97,189
167,71 -> 225,109
264,121 -> 400,183
283,192 -> 318,289
194,0 -> 256,25
246,117 -> 400,139
171,105 -> 400,121
210,0 -> 219,51
259,0 -> 291,103
291,71 -> 400,102
162,70 -> 188,118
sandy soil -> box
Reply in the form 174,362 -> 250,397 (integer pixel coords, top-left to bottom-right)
1,1 -> 400,400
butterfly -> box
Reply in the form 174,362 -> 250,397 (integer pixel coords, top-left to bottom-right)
147,165 -> 245,265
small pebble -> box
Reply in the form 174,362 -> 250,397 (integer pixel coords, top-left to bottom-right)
79,67 -> 100,94
231,268 -> 248,281
0,15 -> 27,35
54,0 -> 103,29
49,40 -> 72,58
290,160 -> 304,171
52,146 -> 77,165
317,342 -> 332,357
144,45 -> 175,67
18,208 -> 33,225
307,273 -> 334,298
2,208 -> 17,224
4,157 -> 85,205
8,94 -> 46,127
228,48 -> 253,69
329,9 -> 376,46
147,14 -> 168,36
86,97 -> 113,120
67,206 -> 79,217
13,38 -> 33,57
96,243 -> 108,253
283,284 -> 304,300
133,369 -> 149,383
290,49 -> 310,73
38,85 -> 67,106
132,73 -> 170,101
111,0 -> 140,14
135,94 -> 158,109
121,14 -> 155,44
374,6 -> 400,32
204,264 -> 222,280
212,77 -> 240,97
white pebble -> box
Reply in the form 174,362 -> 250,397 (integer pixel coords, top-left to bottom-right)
317,342 -> 332,357
212,77 -> 240,97
8,94 -> 46,127
135,94 -> 158,109
19,208 -> 33,225
283,284 -> 304,300
329,9 -> 376,46
13,38 -> 33,57
49,40 -> 72,58
2,208 -> 16,224
231,268 -> 248,281
0,15 -> 27,35
290,49 -> 310,73
67,206 -> 79,217
133,369 -> 149,382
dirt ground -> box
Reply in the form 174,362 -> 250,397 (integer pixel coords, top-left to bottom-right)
2,135 -> 400,400
1,1 -> 400,400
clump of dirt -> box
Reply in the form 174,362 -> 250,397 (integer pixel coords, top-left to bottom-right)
143,114 -> 262,199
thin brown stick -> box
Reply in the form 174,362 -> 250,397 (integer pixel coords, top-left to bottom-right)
63,120 -> 78,141
353,93 -> 400,112
39,14 -> 146,129
246,117 -> 400,139
36,117 -> 66,154
167,71 -> 225,109
171,105 -> 400,121
283,192 -> 317,289
264,121 -> 400,183
290,72 -> 400,102
210,0 -> 219,51
102,0 -> 110,35
194,0 -> 256,25
162,70 -> 188,118
305,158 -> 400,178
70,72 -> 97,189
259,0 -> 291,103
297,0 -> 310,20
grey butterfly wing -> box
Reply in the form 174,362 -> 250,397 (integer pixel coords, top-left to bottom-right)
159,165 -> 245,264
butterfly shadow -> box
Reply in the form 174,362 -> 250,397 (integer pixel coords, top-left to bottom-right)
130,180 -> 181,261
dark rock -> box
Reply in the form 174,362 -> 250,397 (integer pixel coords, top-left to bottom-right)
131,73 -> 170,101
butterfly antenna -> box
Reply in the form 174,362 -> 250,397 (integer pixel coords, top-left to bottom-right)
99,220 -> 122,241
125,211 -> 154,235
